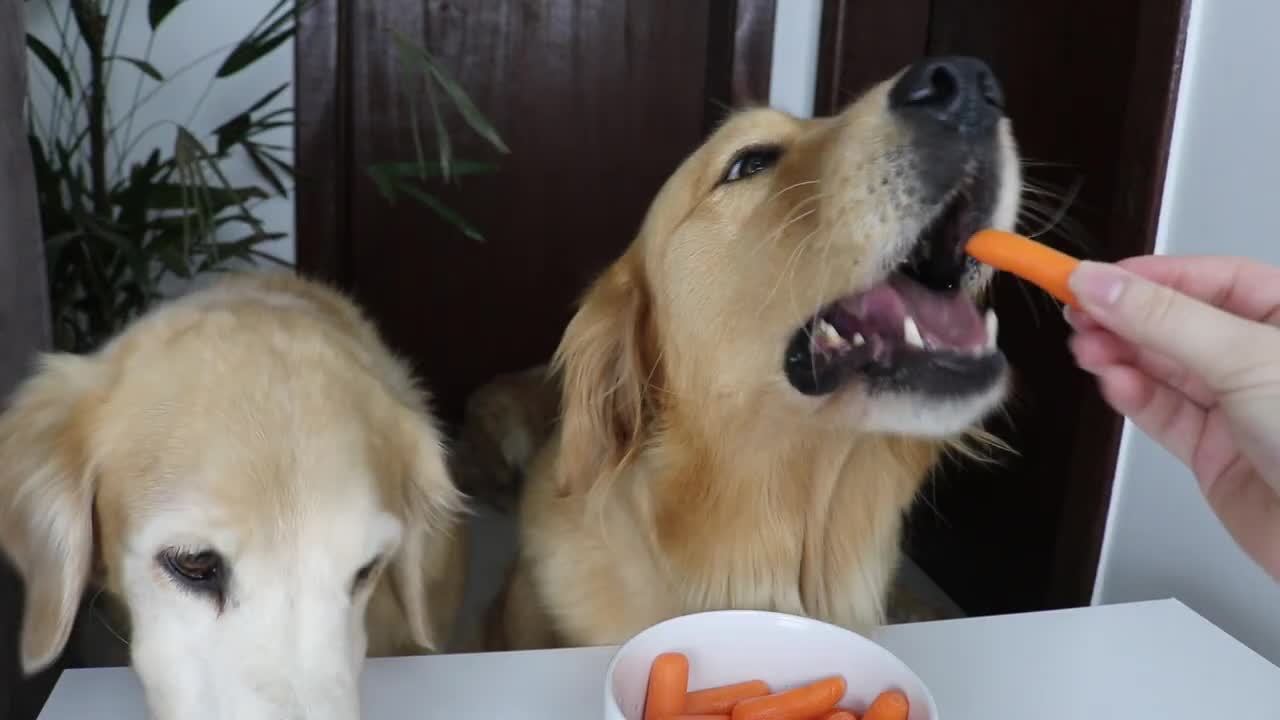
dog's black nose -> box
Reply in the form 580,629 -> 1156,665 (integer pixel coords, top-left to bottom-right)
889,56 -> 1004,134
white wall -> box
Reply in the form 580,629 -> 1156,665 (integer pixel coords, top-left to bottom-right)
24,0 -> 296,266
1092,0 -> 1280,664
768,0 -> 823,118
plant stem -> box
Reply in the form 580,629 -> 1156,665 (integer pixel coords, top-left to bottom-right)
72,0 -> 110,217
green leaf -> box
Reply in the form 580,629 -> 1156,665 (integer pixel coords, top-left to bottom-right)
422,72 -> 452,180
422,57 -> 509,154
216,30 -> 293,78
158,244 -> 194,278
148,0 -> 185,30
216,1 -> 298,78
396,184 -> 485,242
244,144 -> 287,196
368,166 -> 395,202
26,33 -> 73,99
430,68 -> 509,154
391,32 -> 453,179
173,125 -> 207,165
126,183 -> 269,211
247,82 -> 290,114
44,230 -> 82,273
258,148 -> 296,179
108,55 -> 165,82
214,112 -> 252,155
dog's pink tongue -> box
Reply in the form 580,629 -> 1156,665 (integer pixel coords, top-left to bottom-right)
889,275 -> 986,348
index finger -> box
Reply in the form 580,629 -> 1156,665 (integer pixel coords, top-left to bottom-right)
1068,261 -> 1280,395
1116,255 -> 1280,326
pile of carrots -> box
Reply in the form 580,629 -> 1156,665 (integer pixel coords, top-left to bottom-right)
641,653 -> 910,720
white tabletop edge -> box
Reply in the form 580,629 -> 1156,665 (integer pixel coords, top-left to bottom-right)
36,599 -> 1280,720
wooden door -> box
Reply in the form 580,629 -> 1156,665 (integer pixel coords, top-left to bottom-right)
296,0 -> 776,425
816,0 -> 1191,614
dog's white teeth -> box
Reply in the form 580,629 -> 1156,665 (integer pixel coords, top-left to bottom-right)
852,332 -> 866,347
985,309 -> 999,352
816,319 -> 849,349
903,316 -> 925,349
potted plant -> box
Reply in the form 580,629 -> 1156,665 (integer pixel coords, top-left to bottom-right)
24,0 -> 508,352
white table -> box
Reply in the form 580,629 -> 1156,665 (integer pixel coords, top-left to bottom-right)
36,599 -> 1280,719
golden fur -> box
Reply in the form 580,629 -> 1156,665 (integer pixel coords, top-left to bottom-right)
449,364 -> 559,512
486,67 -> 1021,649
0,272 -> 468,676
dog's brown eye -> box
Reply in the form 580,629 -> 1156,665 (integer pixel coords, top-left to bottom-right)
722,145 -> 782,184
351,556 -> 382,595
160,549 -> 226,599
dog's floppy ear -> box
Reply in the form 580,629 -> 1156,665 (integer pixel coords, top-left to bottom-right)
553,256 -> 655,496
384,404 -> 465,651
0,354 -> 102,674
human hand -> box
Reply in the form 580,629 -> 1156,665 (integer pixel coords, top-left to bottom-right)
1065,255 -> 1280,580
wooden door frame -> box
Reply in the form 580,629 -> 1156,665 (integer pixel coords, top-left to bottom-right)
1045,0 -> 1193,605
293,0 -> 777,286
814,0 -> 1193,610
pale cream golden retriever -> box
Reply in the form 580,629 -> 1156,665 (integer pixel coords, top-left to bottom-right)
0,272 -> 467,720
486,57 -> 1022,650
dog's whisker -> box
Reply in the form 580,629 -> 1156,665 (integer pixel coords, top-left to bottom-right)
771,226 -> 821,325
1016,172 -> 1092,257
747,196 -> 825,261
90,587 -> 131,649
755,211 -> 820,315
807,219 -> 842,383
765,179 -> 821,207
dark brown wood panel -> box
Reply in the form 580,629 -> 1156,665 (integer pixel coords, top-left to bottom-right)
900,0 -> 1190,614
814,0 -> 931,115
1046,0 -> 1193,606
298,1 -> 776,425
706,0 -> 777,128
295,0 -> 352,287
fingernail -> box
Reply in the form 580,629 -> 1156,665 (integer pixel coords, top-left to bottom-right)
1069,261 -> 1127,307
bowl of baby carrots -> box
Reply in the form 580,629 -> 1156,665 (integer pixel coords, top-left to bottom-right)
602,610 -> 937,720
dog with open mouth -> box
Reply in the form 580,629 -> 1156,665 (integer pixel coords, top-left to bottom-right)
484,56 -> 1022,650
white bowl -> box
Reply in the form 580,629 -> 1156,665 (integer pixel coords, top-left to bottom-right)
603,610 -> 938,720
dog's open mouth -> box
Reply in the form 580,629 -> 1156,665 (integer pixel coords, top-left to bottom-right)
784,185 -> 1006,397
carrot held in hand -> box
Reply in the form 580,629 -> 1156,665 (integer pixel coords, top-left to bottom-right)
685,679 -> 772,714
644,652 -> 690,720
861,690 -> 909,720
730,675 -> 846,720
668,715 -> 731,720
965,228 -> 1081,308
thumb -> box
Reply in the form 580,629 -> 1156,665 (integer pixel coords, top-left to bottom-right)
1068,260 -> 1280,392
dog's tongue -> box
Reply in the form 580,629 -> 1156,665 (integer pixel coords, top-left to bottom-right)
890,275 -> 985,348
839,275 -> 986,350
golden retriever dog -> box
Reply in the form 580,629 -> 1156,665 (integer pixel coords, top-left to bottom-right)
449,364 -> 558,512
0,272 -> 467,720
486,56 -> 1021,650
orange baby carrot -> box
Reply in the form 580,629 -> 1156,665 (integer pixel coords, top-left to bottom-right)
668,716 -> 732,720
730,676 -> 846,720
643,652 -> 690,720
965,228 -> 1081,308
822,711 -> 858,720
861,690 -> 909,720
685,680 -> 772,714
